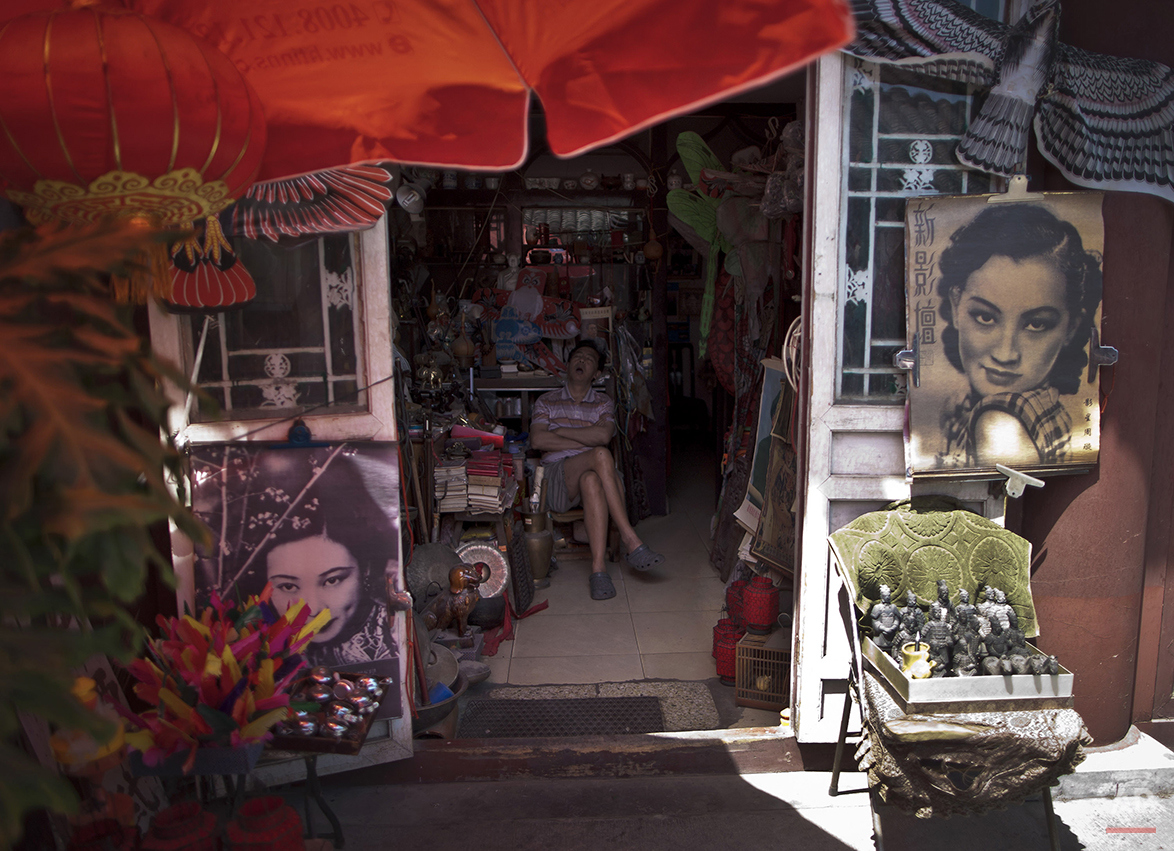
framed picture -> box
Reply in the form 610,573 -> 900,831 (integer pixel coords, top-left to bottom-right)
905,192 -> 1105,476
734,357 -> 787,534
188,442 -> 403,717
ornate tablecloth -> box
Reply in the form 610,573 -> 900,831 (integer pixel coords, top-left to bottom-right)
856,670 -> 1091,818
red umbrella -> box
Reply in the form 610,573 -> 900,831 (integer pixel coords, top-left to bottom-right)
2,0 -> 853,180
0,0 -> 851,306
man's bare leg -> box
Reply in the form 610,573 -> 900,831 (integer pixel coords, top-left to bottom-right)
578,471 -> 609,574
563,446 -> 643,553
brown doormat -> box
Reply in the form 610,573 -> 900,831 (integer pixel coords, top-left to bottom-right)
458,696 -> 665,738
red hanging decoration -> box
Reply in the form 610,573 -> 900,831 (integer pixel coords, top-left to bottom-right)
0,6 -> 266,303
67,820 -> 138,851
141,802 -> 217,851
725,578 -> 748,629
742,575 -> 780,636
225,796 -> 306,851
168,216 -> 256,309
712,617 -> 743,685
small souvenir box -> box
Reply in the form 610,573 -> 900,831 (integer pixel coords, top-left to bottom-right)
268,666 -> 392,756
863,638 -> 1074,715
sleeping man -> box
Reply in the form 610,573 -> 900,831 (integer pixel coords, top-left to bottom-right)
530,339 -> 665,600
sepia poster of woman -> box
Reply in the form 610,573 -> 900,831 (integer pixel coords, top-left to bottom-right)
187,442 -> 404,716
905,192 -> 1105,476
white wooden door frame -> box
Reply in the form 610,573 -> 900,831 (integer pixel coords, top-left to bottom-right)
147,216 -> 412,771
793,54 -> 1001,742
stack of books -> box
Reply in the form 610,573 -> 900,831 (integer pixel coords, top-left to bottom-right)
465,449 -> 504,513
434,458 -> 468,513
498,477 -> 520,512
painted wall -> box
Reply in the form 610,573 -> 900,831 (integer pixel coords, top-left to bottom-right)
1019,0 -> 1174,744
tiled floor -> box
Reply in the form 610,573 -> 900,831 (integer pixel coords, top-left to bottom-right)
479,433 -> 779,727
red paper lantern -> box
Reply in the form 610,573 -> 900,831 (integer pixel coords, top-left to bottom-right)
0,6 -> 266,302
225,796 -> 306,851
712,617 -> 743,686
68,819 -> 138,851
726,578 -> 748,629
141,801 -> 217,851
743,575 -> 780,636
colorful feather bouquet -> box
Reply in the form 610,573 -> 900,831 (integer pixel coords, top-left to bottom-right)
112,584 -> 329,773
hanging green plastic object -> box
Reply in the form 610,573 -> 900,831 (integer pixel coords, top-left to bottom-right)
666,131 -> 732,358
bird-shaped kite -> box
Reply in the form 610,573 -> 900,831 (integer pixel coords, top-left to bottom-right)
844,0 -> 1174,204
166,163 -> 399,309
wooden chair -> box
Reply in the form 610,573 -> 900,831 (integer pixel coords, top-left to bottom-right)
549,506 -> 621,563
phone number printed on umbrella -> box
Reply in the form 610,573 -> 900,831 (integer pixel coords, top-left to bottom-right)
237,3 -> 401,39
246,35 -> 411,72
193,2 -> 404,51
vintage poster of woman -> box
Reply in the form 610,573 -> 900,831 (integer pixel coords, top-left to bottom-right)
187,442 -> 404,715
905,192 -> 1105,476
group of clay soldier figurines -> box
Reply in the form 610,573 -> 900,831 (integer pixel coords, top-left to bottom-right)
868,580 -> 1061,678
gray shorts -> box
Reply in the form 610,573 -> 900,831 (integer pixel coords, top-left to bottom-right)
544,458 -> 581,513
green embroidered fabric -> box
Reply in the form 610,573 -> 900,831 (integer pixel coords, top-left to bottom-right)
828,496 -> 1038,638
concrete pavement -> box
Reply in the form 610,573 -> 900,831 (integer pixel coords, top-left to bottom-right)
317,770 -> 1172,850
310,727 -> 1173,850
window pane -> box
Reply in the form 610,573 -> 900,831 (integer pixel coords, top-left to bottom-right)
837,54 -> 1001,403
229,239 -> 325,349
870,225 -> 906,342
188,234 -> 365,423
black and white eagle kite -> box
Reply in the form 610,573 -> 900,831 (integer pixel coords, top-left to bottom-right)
844,0 -> 1174,204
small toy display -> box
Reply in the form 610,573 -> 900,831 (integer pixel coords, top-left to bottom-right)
877,582 -> 1061,679
271,666 -> 393,755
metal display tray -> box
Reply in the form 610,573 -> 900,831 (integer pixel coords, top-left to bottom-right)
863,638 -> 1074,715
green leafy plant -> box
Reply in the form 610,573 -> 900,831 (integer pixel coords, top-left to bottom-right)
0,218 -> 208,847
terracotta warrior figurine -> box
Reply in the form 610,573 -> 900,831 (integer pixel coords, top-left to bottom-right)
977,585 -> 997,619
953,612 -> 984,664
980,615 -> 1013,675
890,607 -> 924,662
869,584 -> 901,649
988,588 -> 1015,631
923,603 -> 955,678
898,589 -> 926,634
936,579 -> 954,621
951,643 -> 979,677
953,588 -> 977,627
1003,619 -> 1033,675
951,614 -> 982,677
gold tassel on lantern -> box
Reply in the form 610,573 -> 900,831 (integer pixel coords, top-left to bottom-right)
109,215 -> 184,304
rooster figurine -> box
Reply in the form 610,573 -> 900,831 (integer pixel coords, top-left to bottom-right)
421,562 -> 490,637
844,0 -> 1174,204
